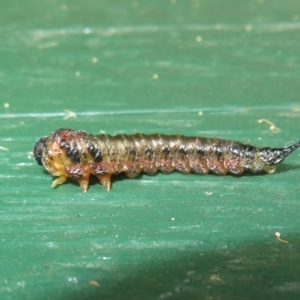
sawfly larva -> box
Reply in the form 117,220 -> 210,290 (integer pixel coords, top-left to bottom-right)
33,128 -> 300,192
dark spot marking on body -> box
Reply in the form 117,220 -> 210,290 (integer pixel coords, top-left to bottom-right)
128,148 -> 136,156
196,145 -> 205,156
162,145 -> 170,156
213,144 -> 223,159
93,164 -> 107,176
179,145 -> 187,155
66,165 -> 83,180
88,143 -> 102,162
60,140 -> 81,163
229,145 -> 240,157
242,145 -> 256,159
145,146 -> 153,156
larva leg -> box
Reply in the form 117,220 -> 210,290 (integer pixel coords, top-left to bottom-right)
172,159 -> 191,174
190,159 -> 209,174
224,159 -> 244,175
51,175 -> 67,188
50,164 -> 69,188
264,165 -> 277,174
206,159 -> 227,175
157,160 -> 174,173
140,160 -> 157,174
98,174 -> 112,191
78,177 -> 90,193
124,167 -> 142,178
125,172 -> 137,179
121,162 -> 141,178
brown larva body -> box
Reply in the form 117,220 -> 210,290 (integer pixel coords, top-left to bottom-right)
33,128 -> 300,192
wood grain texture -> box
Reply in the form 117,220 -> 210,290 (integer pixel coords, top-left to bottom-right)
1,0 -> 300,299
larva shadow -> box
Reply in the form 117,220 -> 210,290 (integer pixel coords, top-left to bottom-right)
275,162 -> 300,173
66,234 -> 300,300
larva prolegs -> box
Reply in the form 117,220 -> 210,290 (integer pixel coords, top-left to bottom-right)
223,158 -> 244,175
206,158 -> 227,175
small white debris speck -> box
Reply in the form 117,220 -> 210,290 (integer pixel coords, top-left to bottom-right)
258,119 -> 280,133
0,145 -> 9,151
275,232 -> 288,244
64,109 -> 77,120
83,28 -> 92,34
195,35 -> 202,42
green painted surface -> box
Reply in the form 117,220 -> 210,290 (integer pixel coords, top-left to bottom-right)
1,0 -> 300,299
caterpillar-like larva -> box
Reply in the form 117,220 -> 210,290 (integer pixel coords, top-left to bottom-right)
33,128 -> 300,192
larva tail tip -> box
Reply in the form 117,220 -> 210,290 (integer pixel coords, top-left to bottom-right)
260,140 -> 300,166
285,140 -> 300,156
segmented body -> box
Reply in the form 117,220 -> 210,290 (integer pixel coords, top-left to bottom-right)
33,128 -> 300,192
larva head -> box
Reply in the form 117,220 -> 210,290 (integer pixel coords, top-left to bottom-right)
33,128 -> 94,192
33,128 -> 92,174
33,129 -> 72,174
33,136 -> 49,165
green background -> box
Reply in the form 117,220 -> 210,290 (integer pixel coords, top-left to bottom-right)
1,0 -> 300,299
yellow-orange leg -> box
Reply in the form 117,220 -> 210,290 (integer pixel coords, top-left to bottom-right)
78,177 -> 90,193
51,175 -> 67,188
98,174 -> 112,191
124,172 -> 137,179
264,165 -> 277,174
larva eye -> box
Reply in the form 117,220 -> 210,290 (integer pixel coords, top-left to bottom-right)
33,136 -> 48,165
